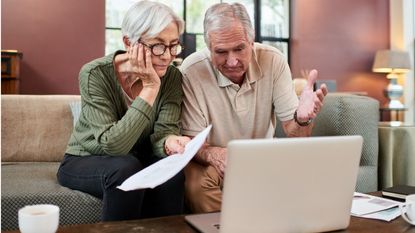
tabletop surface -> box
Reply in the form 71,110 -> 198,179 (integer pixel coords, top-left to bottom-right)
5,212 -> 415,233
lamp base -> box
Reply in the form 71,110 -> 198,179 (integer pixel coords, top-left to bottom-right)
383,78 -> 404,109
383,100 -> 404,109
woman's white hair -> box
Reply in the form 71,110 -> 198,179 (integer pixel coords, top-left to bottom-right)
203,3 -> 255,48
121,0 -> 184,43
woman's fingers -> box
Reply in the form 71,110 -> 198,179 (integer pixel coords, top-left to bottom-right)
145,46 -> 152,70
126,42 -> 160,90
132,43 -> 138,61
128,43 -> 147,75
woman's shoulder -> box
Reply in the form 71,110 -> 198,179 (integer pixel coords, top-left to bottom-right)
80,52 -> 121,76
78,52 -> 121,94
163,65 -> 182,83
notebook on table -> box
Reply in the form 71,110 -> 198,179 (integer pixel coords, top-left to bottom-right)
382,185 -> 415,201
185,135 -> 363,233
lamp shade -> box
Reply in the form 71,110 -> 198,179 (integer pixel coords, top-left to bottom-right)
372,50 -> 411,73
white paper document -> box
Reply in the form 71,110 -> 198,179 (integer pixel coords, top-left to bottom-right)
117,125 -> 212,191
357,206 -> 401,222
351,192 -> 402,221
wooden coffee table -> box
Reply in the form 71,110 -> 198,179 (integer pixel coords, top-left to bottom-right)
5,213 -> 415,233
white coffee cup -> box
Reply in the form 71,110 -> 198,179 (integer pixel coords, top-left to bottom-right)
400,194 -> 415,225
18,204 -> 60,233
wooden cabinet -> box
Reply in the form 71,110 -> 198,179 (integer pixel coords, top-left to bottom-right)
2,50 -> 23,94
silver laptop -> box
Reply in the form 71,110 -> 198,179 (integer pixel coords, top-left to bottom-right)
185,135 -> 363,233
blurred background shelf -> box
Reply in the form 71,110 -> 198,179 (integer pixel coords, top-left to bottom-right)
2,50 -> 23,94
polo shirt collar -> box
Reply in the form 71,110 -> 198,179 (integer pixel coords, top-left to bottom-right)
216,70 -> 234,87
248,43 -> 263,83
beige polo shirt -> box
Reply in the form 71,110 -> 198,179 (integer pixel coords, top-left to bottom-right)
180,43 -> 298,147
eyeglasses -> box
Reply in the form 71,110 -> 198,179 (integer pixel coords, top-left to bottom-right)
139,41 -> 183,56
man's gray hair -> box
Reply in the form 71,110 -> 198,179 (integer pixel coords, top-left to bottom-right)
121,0 -> 184,43
203,3 -> 255,48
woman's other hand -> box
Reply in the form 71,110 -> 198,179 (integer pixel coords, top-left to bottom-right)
164,135 -> 191,155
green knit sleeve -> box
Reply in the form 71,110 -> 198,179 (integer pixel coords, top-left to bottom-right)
79,63 -> 154,155
150,67 -> 183,157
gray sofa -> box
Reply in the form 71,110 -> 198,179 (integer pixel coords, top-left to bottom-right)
1,93 -> 379,231
1,95 -> 102,231
276,93 -> 380,193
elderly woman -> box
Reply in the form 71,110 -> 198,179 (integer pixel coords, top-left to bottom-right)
57,1 -> 190,221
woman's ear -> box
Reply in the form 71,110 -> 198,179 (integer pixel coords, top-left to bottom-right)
122,36 -> 130,49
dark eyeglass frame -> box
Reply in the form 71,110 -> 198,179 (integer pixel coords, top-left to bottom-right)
139,40 -> 183,56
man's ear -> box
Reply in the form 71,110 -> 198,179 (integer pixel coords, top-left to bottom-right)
122,36 -> 130,49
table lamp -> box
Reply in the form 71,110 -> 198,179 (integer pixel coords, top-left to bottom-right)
372,49 -> 411,108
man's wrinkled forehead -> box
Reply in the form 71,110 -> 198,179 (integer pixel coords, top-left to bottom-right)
208,25 -> 250,48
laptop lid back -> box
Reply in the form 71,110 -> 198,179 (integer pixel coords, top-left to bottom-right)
220,136 -> 363,233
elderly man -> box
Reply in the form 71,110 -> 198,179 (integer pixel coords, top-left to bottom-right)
180,2 -> 328,213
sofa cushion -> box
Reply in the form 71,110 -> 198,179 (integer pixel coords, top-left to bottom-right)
1,162 -> 102,231
1,95 -> 80,162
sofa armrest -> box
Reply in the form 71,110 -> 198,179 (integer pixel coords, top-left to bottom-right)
275,93 -> 380,192
312,93 -> 379,165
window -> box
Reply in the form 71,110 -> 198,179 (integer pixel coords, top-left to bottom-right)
105,0 -> 290,60
259,0 -> 290,60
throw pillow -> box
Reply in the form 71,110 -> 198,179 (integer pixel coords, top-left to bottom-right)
69,101 -> 81,127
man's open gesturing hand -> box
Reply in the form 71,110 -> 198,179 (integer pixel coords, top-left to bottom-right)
296,69 -> 328,123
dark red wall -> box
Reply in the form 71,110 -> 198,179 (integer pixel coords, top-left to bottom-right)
2,0 -> 390,103
2,0 -> 105,94
291,0 -> 390,105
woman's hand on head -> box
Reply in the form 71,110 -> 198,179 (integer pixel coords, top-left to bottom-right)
128,43 -> 160,90
164,135 -> 191,155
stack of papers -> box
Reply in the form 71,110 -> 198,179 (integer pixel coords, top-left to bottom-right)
117,125 -> 212,191
351,192 -> 402,221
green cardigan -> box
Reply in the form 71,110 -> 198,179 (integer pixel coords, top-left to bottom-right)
66,51 -> 183,158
